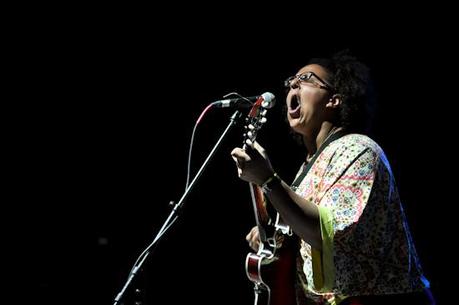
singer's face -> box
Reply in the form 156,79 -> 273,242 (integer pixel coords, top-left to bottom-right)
285,64 -> 333,136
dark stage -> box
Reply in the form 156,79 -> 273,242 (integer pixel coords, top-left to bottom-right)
26,15 -> 450,305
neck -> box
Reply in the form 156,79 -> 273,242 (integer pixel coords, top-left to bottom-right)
303,122 -> 340,161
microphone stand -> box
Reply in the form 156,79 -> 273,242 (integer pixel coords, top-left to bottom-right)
113,110 -> 243,305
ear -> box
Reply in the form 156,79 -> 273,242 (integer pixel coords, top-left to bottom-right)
326,94 -> 342,109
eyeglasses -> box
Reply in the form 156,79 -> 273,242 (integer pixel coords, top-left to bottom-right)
284,71 -> 333,91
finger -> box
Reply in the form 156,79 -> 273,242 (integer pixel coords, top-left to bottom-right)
246,227 -> 258,241
246,227 -> 256,242
231,148 -> 251,161
252,229 -> 260,240
246,227 -> 260,251
249,239 -> 260,252
253,141 -> 266,155
231,155 -> 239,164
231,147 -> 245,158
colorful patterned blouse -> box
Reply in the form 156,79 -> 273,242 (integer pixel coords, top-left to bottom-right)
294,134 -> 429,305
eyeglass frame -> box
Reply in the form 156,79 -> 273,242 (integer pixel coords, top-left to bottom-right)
284,71 -> 334,91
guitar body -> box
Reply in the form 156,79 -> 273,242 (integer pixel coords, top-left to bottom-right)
245,237 -> 297,305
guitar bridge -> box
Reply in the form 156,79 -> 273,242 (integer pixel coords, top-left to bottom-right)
275,213 -> 293,236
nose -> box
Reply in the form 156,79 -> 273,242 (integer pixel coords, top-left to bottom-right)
289,76 -> 300,89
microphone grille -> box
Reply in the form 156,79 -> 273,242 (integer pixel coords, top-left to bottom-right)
260,92 -> 276,109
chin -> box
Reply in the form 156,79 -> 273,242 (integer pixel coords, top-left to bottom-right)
289,122 -> 303,135
289,120 -> 308,136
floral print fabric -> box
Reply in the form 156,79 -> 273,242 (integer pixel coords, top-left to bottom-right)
295,134 -> 428,304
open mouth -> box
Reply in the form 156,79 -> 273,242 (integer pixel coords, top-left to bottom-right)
288,95 -> 301,119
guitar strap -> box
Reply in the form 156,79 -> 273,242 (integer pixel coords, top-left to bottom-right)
291,130 -> 347,189
273,130 -> 347,236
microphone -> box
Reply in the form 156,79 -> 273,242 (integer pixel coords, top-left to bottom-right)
214,92 -> 276,109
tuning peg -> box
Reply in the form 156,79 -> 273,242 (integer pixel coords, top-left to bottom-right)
245,139 -> 253,146
260,117 -> 267,124
248,124 -> 255,130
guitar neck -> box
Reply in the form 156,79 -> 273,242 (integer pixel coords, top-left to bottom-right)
248,182 -> 272,243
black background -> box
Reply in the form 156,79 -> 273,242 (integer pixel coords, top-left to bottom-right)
20,7 -> 453,305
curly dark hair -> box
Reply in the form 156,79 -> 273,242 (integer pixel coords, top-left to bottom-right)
307,50 -> 376,133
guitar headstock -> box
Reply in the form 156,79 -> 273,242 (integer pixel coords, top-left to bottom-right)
243,92 -> 275,148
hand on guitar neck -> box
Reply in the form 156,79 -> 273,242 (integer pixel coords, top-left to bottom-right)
231,141 -> 274,186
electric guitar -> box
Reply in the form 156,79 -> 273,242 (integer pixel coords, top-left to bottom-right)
242,93 -> 297,305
